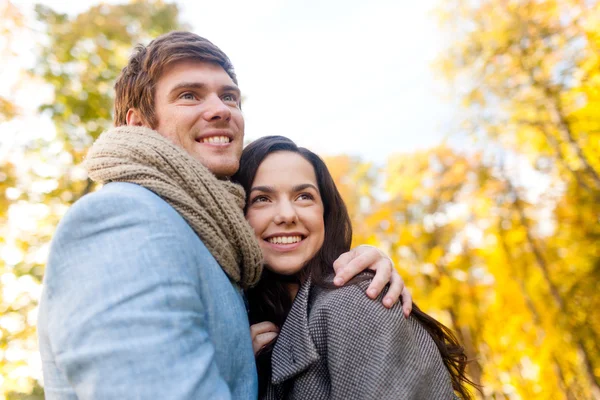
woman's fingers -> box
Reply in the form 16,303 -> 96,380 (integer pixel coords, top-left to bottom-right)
253,332 -> 279,355
250,322 -> 279,355
250,321 -> 279,336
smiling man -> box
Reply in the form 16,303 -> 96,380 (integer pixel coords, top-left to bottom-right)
127,60 -> 245,177
37,31 -> 411,399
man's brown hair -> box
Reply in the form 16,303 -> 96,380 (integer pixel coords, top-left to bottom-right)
114,31 -> 237,128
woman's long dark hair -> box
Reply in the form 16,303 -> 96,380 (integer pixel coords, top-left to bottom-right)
232,136 -> 477,399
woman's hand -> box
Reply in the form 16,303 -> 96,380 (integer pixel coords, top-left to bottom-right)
250,321 -> 280,356
333,245 -> 413,316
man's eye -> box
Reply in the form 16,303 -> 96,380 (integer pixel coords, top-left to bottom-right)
180,92 -> 196,100
223,94 -> 238,103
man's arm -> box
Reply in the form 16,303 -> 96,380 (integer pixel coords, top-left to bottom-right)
333,245 -> 412,315
43,188 -> 232,399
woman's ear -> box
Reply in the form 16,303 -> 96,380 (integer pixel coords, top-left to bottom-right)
126,108 -> 144,126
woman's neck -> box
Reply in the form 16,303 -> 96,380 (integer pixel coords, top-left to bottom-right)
285,282 -> 300,301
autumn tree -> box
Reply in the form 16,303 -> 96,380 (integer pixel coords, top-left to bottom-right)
435,0 -> 600,397
2,0 -> 598,399
0,0 -> 24,122
0,2 -> 184,398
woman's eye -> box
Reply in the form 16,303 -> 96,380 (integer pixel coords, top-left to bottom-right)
250,195 -> 269,204
297,193 -> 314,201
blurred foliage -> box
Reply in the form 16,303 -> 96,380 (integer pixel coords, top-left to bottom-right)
431,0 -> 597,397
326,0 -> 600,398
0,1 -> 183,398
0,0 -> 23,122
1,0 -> 599,399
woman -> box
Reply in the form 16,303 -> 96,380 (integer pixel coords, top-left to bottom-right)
233,136 -> 475,399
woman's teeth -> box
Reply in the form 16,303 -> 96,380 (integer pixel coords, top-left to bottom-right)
267,236 -> 302,244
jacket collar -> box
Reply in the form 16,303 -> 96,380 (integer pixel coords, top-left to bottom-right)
270,276 -> 320,384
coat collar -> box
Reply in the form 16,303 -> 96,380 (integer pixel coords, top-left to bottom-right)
270,276 -> 320,384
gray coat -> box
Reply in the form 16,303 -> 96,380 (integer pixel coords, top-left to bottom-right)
263,275 -> 456,400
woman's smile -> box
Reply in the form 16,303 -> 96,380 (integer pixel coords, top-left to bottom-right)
245,151 -> 325,276
263,233 -> 305,250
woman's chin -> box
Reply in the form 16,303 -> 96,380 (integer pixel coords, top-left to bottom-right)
265,264 -> 304,277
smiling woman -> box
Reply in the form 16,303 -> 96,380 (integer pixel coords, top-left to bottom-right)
245,151 -> 325,278
232,136 -> 476,399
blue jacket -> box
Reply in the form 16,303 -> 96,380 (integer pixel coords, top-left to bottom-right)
38,182 -> 258,399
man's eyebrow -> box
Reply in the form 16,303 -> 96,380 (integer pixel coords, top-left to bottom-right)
168,82 -> 206,95
249,185 -> 275,194
168,82 -> 241,101
221,84 -> 241,95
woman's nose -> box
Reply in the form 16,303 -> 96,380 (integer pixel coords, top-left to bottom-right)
273,201 -> 298,225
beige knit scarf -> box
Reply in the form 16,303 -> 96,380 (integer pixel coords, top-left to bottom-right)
84,125 -> 263,288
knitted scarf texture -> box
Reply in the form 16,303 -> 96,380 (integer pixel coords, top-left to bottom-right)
85,125 -> 263,288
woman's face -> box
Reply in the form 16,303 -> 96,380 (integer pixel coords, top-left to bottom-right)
245,151 -> 325,276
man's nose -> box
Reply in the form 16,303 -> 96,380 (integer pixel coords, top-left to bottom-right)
202,94 -> 231,122
274,201 -> 298,225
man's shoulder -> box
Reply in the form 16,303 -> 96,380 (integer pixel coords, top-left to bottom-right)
57,182 -> 192,241
66,182 -> 178,221
75,182 -> 165,210
48,181 -> 208,276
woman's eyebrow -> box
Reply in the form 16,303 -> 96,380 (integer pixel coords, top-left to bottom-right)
292,183 -> 318,192
249,185 -> 275,194
249,183 -> 318,193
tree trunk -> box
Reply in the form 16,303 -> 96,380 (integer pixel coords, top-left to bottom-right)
504,177 -> 600,395
497,219 -> 578,399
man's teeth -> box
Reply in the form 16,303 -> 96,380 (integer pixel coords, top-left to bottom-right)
200,136 -> 230,144
267,236 -> 303,245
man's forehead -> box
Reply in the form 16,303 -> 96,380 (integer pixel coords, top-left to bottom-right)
154,60 -> 234,91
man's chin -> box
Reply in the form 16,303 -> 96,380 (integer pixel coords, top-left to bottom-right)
204,159 -> 239,179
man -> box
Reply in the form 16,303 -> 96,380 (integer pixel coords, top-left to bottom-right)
38,31 -> 411,399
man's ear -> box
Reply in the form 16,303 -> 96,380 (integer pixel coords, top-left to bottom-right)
126,108 -> 145,126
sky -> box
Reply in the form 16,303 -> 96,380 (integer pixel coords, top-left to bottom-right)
10,0 -> 457,163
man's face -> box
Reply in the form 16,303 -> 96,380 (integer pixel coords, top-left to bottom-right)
152,60 -> 244,178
